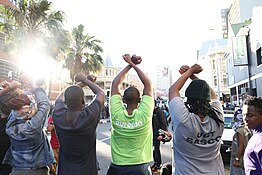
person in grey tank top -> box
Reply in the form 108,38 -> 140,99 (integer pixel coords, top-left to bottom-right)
168,64 -> 225,175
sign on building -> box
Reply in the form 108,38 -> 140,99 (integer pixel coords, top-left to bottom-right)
232,35 -> 248,66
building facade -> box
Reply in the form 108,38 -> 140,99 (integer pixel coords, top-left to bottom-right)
155,65 -> 172,99
198,39 -> 229,101
223,0 -> 262,106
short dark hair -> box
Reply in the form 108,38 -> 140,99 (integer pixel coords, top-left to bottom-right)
243,96 -> 262,115
123,86 -> 140,104
65,85 -> 84,110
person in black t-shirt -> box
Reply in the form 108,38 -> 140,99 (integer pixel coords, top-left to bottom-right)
52,73 -> 104,175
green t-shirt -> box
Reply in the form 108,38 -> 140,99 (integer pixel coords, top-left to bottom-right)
110,94 -> 154,165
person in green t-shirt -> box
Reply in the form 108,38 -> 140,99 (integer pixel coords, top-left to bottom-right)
106,54 -> 154,175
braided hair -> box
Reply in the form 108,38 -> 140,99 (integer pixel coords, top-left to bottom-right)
185,98 -> 224,126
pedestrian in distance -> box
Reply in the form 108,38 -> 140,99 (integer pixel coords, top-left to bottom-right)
242,96 -> 262,175
106,54 -> 154,175
230,108 -> 252,175
168,64 -> 225,175
2,78 -> 55,175
52,73 -> 104,175
151,100 -> 168,174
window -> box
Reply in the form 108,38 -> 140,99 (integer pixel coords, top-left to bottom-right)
214,76 -> 217,86
256,47 -> 262,66
212,60 -> 215,69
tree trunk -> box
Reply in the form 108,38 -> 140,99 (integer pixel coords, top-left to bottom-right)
74,55 -> 82,74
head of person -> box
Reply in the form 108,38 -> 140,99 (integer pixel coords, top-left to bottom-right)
242,96 -> 262,130
232,108 -> 244,131
4,92 -> 37,120
185,79 -> 223,125
123,86 -> 140,105
185,79 -> 211,115
160,162 -> 172,175
65,85 -> 85,111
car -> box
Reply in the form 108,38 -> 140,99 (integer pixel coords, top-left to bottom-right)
220,112 -> 235,155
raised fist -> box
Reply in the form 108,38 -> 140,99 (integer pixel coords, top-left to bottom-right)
190,64 -> 203,74
131,55 -> 142,65
179,65 -> 190,74
74,73 -> 86,82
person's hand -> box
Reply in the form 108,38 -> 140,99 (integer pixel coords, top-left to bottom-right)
86,75 -> 97,83
122,54 -> 132,64
74,73 -> 86,82
179,65 -> 190,74
9,81 -> 21,91
0,80 -> 10,88
190,64 -> 203,74
131,55 -> 142,65
157,135 -> 163,141
233,160 -> 240,167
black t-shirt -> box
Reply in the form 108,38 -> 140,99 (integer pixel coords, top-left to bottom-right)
152,107 -> 167,138
53,99 -> 102,175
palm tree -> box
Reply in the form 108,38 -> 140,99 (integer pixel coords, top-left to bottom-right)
64,24 -> 103,82
0,0 -> 69,60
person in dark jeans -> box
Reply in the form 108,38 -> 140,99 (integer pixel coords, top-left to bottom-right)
151,100 -> 167,173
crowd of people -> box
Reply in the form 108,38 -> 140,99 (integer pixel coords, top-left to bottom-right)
0,54 -> 261,175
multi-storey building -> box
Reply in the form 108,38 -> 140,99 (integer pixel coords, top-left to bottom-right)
155,65 -> 172,99
223,1 -> 262,105
198,39 -> 229,101
228,0 -> 262,24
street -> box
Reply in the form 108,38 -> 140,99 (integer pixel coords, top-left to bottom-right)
96,122 -> 230,175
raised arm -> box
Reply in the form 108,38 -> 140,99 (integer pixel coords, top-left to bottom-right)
123,54 -> 153,97
111,64 -> 132,96
169,64 -> 202,100
75,73 -> 105,105
0,80 -> 21,96
178,65 -> 217,100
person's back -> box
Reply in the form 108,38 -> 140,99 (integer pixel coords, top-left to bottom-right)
53,73 -> 104,175
168,64 -> 225,175
107,54 -> 154,175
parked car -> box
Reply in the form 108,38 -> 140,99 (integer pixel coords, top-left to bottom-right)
220,112 -> 235,155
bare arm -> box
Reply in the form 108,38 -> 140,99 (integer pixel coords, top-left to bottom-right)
169,64 -> 202,100
75,73 -> 105,105
0,81 -> 20,96
111,65 -> 132,96
123,54 -> 153,97
233,132 -> 245,167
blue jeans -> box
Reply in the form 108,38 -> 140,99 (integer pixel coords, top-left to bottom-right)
107,162 -> 152,175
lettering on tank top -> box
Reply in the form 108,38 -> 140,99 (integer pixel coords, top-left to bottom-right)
115,119 -> 142,128
186,131 -> 221,145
